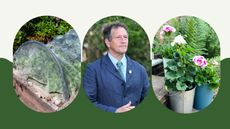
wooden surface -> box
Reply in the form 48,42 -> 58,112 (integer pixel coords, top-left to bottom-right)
13,73 -> 57,112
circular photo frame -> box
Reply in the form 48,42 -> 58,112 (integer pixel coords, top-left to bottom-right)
152,16 -> 221,114
13,16 -> 81,113
82,15 -> 151,113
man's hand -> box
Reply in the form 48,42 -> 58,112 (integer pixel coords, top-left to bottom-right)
115,101 -> 135,113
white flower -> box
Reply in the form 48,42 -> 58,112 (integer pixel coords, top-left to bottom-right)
171,35 -> 187,46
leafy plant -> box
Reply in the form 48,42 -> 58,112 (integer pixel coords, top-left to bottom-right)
153,16 -> 221,92
14,16 -> 72,53
193,56 -> 220,91
153,16 -> 220,59
205,28 -> 220,58
153,24 -> 177,58
165,44 -> 196,91
178,16 -> 220,58
180,17 -> 207,55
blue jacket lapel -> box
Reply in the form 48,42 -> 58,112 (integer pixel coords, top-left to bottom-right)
102,54 -> 124,82
102,54 -> 134,84
126,56 -> 133,85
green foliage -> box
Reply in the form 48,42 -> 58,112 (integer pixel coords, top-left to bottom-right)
153,22 -> 178,58
14,42 -> 64,94
179,16 -> 220,57
179,17 -> 206,55
153,43 -> 174,58
83,16 -> 151,76
153,16 -> 220,58
165,44 -> 196,91
194,58 -> 220,91
14,16 -> 72,53
47,29 -> 81,95
205,28 -> 220,58
14,29 -> 81,101
209,56 -> 221,76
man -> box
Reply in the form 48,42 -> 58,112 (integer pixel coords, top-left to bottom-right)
83,22 -> 149,113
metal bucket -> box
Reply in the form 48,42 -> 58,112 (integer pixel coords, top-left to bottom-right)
168,87 -> 196,113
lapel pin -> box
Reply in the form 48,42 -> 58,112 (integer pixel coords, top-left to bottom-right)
129,70 -> 132,74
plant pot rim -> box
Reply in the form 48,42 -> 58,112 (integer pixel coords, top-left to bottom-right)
166,86 -> 196,93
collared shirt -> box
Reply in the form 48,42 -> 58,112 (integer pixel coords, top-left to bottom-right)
108,52 -> 127,82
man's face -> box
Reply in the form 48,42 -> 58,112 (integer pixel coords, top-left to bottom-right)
105,27 -> 128,55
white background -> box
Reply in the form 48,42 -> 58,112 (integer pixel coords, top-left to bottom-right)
0,0 -> 229,61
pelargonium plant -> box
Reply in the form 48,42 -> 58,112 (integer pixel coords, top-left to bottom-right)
153,25 -> 177,58
193,56 -> 208,68
193,56 -> 220,91
164,42 -> 196,91
159,25 -> 176,40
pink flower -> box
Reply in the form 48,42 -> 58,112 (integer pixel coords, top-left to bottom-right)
162,25 -> 176,33
193,56 -> 208,68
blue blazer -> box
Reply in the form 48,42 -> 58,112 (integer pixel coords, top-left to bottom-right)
83,54 -> 149,112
